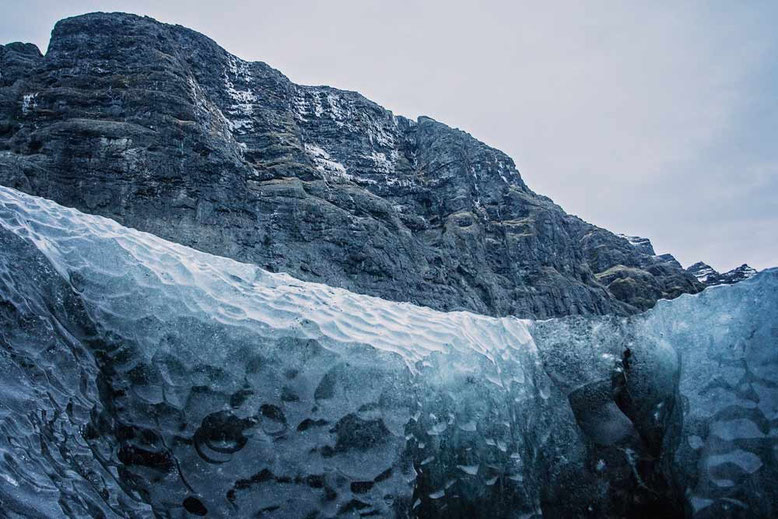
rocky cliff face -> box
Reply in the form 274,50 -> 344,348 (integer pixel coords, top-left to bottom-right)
0,12 -> 703,318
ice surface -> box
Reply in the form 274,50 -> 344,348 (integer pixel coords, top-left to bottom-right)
0,186 -> 555,517
0,185 -> 776,517
642,277 -> 778,517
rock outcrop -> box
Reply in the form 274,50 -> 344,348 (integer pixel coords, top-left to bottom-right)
687,261 -> 758,287
617,234 -> 656,255
0,12 -> 703,319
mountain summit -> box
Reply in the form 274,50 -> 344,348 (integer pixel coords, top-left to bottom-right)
687,261 -> 758,286
0,12 -> 704,318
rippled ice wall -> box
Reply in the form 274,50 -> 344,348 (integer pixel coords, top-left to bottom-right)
0,186 -> 775,518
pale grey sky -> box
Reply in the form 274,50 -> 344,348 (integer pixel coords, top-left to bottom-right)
2,1 -> 776,271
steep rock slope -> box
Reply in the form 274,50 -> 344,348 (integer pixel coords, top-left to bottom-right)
0,186 -> 775,518
0,12 -> 702,319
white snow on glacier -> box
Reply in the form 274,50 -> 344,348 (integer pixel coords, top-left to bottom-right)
0,184 -> 776,518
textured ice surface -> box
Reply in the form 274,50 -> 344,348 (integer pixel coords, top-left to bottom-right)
0,185 -> 776,518
642,279 -> 778,517
0,186 -> 558,517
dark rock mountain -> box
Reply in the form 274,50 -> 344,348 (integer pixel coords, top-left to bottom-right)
686,261 -> 758,287
0,12 -> 703,318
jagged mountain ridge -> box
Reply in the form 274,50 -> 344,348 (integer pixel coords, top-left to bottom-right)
0,11 -> 703,318
687,261 -> 757,287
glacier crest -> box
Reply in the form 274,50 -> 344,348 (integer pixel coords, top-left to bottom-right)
0,186 -> 776,518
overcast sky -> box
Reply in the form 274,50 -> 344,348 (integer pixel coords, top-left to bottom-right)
2,1 -> 776,271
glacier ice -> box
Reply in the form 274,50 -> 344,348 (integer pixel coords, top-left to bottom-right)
0,185 -> 776,518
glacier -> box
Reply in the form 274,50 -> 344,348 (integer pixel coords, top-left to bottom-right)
0,185 -> 775,518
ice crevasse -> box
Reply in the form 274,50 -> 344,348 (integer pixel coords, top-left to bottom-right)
0,185 -> 775,518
